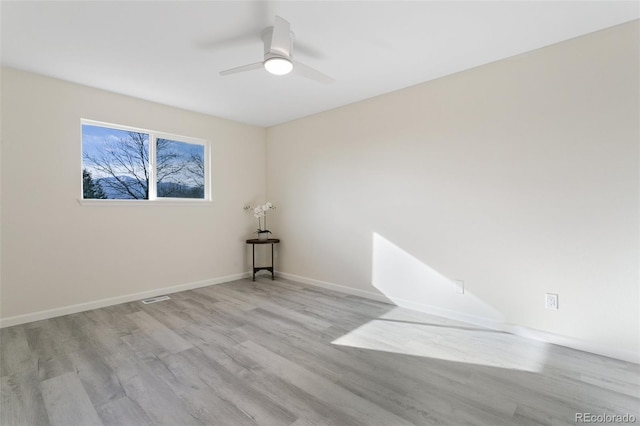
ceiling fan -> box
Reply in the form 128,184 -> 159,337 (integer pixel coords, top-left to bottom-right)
219,16 -> 334,84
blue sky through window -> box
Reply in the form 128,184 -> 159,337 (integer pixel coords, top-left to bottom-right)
82,122 -> 206,199
82,124 -> 147,162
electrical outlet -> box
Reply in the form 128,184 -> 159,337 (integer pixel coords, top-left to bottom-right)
545,293 -> 559,310
453,279 -> 464,294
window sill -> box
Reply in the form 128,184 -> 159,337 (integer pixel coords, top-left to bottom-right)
78,199 -> 213,207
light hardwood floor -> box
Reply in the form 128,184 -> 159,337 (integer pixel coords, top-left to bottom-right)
1,278 -> 639,426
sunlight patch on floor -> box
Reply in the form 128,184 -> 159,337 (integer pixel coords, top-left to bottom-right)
332,308 -> 549,372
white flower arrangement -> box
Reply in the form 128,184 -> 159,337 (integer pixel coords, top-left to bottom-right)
244,202 -> 276,235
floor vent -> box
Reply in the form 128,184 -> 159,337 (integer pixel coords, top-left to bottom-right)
141,295 -> 171,304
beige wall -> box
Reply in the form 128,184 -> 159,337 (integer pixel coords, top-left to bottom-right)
1,68 -> 266,321
266,21 -> 639,361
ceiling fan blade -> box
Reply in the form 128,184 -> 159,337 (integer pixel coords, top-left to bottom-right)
198,3 -> 272,51
270,15 -> 291,57
220,62 -> 264,76
294,41 -> 325,60
292,60 -> 334,84
197,32 -> 259,51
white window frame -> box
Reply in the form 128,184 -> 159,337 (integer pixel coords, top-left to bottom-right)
80,119 -> 211,205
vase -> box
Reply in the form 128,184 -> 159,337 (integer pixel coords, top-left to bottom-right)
258,233 -> 268,241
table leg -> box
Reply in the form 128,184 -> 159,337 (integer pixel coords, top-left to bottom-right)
252,244 -> 256,281
271,243 -> 275,280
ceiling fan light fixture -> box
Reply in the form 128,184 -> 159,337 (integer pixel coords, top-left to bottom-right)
264,57 -> 293,75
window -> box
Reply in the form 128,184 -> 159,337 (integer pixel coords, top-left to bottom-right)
81,120 -> 209,201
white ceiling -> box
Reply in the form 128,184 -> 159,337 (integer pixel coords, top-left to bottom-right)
1,1 -> 638,127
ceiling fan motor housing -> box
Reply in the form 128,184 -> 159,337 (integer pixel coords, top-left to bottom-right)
219,16 -> 333,83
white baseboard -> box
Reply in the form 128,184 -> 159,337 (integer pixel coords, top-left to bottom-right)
504,325 -> 640,364
279,272 -> 502,328
278,271 -> 639,364
4,270 -> 637,364
277,272 -> 393,304
387,297 -> 507,331
0,272 -> 250,328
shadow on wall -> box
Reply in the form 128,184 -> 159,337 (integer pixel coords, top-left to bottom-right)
371,232 -> 504,330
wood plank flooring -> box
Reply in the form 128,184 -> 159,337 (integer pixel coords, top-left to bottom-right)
1,278 -> 639,426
